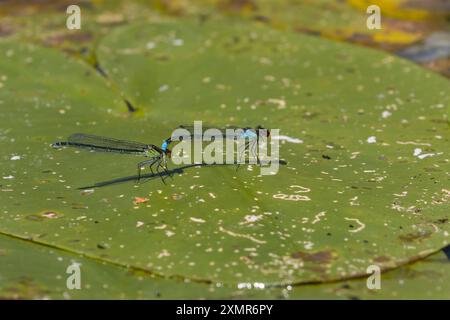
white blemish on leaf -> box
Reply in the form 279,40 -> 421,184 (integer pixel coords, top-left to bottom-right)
413,148 -> 436,159
240,215 -> 263,225
350,151 -> 360,159
165,230 -> 175,237
304,241 -> 314,250
146,41 -> 156,49
157,249 -> 170,258
396,141 -> 431,146
238,282 -> 265,289
350,196 -> 359,206
290,185 -> 310,193
418,153 -> 435,160
273,194 -> 311,201
80,189 -> 94,196
272,135 -> 303,144
413,148 -> 422,156
311,211 -> 326,224
190,217 -> 206,223
172,39 -> 184,46
266,98 -> 286,109
42,212 -> 60,219
381,111 -> 392,118
159,84 -> 169,92
136,221 -> 144,227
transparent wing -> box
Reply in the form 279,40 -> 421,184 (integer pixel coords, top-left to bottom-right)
53,133 -> 159,155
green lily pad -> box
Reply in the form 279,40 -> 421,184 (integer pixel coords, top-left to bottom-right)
0,19 -> 449,289
96,20 -> 450,284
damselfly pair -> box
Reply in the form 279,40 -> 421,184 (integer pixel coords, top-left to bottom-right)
52,125 -> 270,183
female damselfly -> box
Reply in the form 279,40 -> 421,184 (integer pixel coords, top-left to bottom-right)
52,133 -> 172,183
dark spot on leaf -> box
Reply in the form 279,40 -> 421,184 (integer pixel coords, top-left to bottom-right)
94,63 -> 108,77
291,250 -> 337,264
322,154 -> 331,160
97,243 -> 108,250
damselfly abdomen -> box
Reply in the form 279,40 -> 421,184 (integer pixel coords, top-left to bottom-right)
52,133 -> 172,183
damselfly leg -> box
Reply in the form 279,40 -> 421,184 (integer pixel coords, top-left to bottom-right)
154,158 -> 169,184
162,154 -> 173,180
136,152 -> 171,183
